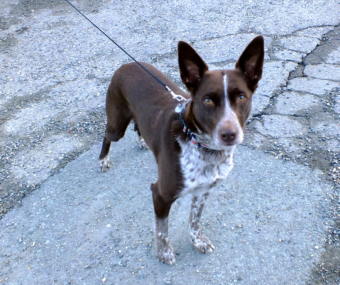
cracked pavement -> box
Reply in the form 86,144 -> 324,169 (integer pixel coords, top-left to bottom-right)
0,0 -> 339,284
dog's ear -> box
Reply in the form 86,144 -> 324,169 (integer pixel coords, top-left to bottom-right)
178,41 -> 208,93
235,36 -> 264,91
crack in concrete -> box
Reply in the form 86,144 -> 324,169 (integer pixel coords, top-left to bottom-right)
250,25 -> 338,122
290,25 -> 340,79
245,24 -> 340,285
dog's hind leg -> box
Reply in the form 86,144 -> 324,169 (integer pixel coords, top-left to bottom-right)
99,88 -> 132,172
151,183 -> 176,265
99,114 -> 131,172
189,192 -> 215,253
134,122 -> 148,150
99,136 -> 112,171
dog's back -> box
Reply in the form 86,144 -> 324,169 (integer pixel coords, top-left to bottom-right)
100,62 -> 186,159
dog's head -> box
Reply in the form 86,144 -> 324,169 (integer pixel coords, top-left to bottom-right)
178,36 -> 264,150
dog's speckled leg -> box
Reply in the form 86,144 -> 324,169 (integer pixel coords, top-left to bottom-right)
189,192 -> 215,253
156,217 -> 176,265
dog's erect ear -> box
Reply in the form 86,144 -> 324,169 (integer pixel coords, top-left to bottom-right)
178,41 -> 208,93
235,36 -> 264,91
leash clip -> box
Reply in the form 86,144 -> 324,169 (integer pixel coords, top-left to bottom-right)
165,85 -> 188,102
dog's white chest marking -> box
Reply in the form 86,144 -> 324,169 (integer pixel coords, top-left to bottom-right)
178,140 -> 234,195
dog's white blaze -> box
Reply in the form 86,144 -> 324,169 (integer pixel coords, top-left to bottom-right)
223,74 -> 235,120
212,74 -> 243,146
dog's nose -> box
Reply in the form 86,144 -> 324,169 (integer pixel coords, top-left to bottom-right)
219,129 -> 237,144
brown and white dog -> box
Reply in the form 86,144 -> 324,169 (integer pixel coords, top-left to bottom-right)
99,36 -> 264,264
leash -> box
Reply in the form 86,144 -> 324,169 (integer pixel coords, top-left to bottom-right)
62,0 -> 186,102
62,0 -> 211,148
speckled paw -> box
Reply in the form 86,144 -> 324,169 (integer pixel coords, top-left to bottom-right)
157,245 -> 176,265
192,234 -> 215,254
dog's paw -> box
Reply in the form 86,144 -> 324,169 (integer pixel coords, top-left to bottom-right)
100,158 -> 111,172
191,234 -> 215,254
157,243 -> 176,265
137,137 -> 148,150
157,235 -> 176,265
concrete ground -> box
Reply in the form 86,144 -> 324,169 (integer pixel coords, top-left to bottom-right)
0,0 -> 339,284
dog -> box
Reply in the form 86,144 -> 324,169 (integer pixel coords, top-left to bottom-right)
99,36 -> 264,264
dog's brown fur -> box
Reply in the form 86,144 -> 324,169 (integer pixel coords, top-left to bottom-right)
99,36 -> 264,264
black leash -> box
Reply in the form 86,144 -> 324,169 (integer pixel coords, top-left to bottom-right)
62,0 -> 170,91
63,0 -> 202,146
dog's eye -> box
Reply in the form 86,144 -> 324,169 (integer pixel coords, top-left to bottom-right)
238,93 -> 246,100
203,97 -> 215,107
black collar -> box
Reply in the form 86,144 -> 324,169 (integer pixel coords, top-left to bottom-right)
178,109 -> 209,149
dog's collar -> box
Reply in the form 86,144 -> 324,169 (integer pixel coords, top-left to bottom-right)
168,90 -> 208,149
179,113 -> 206,148
176,102 -> 210,150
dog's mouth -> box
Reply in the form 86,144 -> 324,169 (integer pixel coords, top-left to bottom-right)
223,141 -> 238,146
195,133 -> 239,151
212,134 -> 243,150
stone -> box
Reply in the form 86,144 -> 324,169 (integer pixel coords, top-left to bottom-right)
272,49 -> 303,62
278,36 -> 319,53
257,61 -> 297,97
318,138 -> 340,152
3,101 -> 57,136
325,46 -> 340,64
274,91 -> 320,115
304,64 -> 340,81
254,115 -> 306,138
10,135 -> 83,186
277,138 -> 301,153
311,121 -> 340,137
192,34 -> 272,63
252,93 -> 270,116
243,131 -> 267,149
295,26 -> 333,39
334,94 -> 340,114
288,77 -> 339,95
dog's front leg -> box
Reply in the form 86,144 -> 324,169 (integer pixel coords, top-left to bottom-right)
151,183 -> 176,265
189,192 -> 215,253
155,217 -> 176,264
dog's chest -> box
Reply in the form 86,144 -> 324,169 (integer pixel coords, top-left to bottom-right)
178,141 -> 234,195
